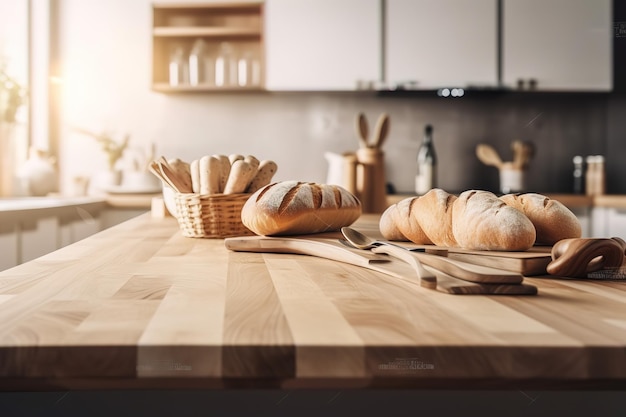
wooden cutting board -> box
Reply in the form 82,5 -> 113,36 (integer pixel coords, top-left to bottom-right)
224,236 -> 538,296
434,246 -> 553,276
364,242 -> 552,275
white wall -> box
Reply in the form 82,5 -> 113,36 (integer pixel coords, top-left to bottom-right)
56,0 -> 393,193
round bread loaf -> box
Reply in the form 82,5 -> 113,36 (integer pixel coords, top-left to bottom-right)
500,193 -> 582,245
411,188 -> 458,247
452,190 -> 536,251
241,181 -> 361,236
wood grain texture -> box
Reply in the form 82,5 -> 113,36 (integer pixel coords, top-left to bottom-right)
0,214 -> 626,390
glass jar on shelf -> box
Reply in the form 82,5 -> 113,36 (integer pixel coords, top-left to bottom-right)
169,44 -> 188,86
188,39 -> 207,86
215,42 -> 237,87
203,51 -> 215,87
237,49 -> 261,87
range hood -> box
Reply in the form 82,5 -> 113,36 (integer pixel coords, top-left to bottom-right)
375,83 -> 513,98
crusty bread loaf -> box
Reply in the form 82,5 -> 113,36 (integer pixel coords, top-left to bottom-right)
199,155 -> 221,195
411,188 -> 458,247
241,181 -> 362,236
378,189 -> 579,251
246,160 -> 278,193
380,203 -> 408,241
190,159 -> 200,193
384,197 -> 433,244
224,159 -> 255,194
213,154 -> 231,192
500,193 -> 582,244
452,190 -> 536,251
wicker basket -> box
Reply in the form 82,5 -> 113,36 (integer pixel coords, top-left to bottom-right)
174,192 -> 255,238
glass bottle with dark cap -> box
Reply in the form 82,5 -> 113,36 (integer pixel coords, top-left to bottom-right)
415,124 -> 437,195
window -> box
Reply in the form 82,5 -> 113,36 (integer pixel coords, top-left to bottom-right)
0,0 -> 29,197
0,0 -> 53,197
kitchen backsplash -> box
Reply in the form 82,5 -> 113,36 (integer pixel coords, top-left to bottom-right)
60,91 -> 624,195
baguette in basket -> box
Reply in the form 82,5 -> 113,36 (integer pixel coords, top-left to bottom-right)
150,154 -> 277,196
149,154 -> 278,238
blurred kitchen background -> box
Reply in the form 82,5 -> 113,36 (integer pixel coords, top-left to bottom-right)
1,0 -> 625,197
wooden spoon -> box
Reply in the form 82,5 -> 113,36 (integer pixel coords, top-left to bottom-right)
476,144 -> 503,169
522,141 -> 534,168
512,140 -> 534,169
149,161 -> 176,189
372,113 -> 390,149
511,140 -> 524,169
356,113 -> 369,149
156,159 -> 187,193
341,227 -> 524,284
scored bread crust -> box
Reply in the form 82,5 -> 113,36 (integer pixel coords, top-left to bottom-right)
391,197 -> 433,244
241,181 -> 362,236
452,190 -> 536,251
500,193 -> 582,245
411,188 -> 458,247
379,204 -> 408,241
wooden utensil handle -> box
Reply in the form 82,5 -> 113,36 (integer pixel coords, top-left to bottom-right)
412,252 -> 524,284
224,237 -> 386,268
373,113 -> 389,149
372,246 -> 537,295
547,237 -> 626,278
371,245 -> 437,289
356,113 -> 369,149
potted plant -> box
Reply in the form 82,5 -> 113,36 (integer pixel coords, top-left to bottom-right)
74,127 -> 130,190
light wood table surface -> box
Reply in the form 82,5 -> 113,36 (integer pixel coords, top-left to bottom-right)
1,213 -> 625,391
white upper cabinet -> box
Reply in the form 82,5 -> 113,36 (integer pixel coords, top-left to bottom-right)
263,0 -> 612,92
264,0 -> 381,90
502,0 -> 612,91
386,0 -> 498,89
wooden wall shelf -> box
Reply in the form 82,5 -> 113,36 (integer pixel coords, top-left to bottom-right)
152,2 -> 264,92
153,27 -> 261,38
151,83 -> 266,93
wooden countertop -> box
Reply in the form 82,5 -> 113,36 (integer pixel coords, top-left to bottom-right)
0,197 -> 107,223
0,193 -> 157,217
594,195 -> 626,209
1,213 -> 626,391
104,192 -> 161,209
